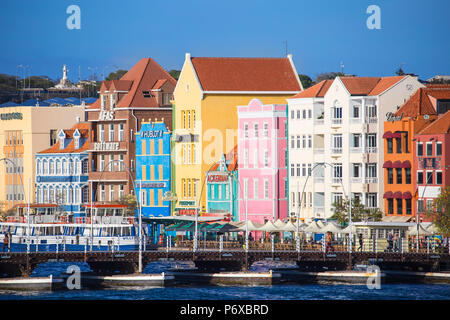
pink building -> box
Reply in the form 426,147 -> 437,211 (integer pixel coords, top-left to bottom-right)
237,99 -> 288,227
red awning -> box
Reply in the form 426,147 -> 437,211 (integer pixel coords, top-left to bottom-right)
391,132 -> 402,138
383,191 -> 394,199
402,191 -> 412,199
393,191 -> 403,199
382,131 -> 393,139
383,161 -> 393,168
392,160 -> 402,168
402,160 -> 411,168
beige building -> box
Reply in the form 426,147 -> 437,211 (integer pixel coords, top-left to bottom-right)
0,105 -> 86,210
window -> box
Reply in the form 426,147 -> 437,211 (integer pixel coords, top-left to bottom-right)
254,123 -> 258,138
417,143 -> 423,156
253,179 -> 259,199
333,163 -> 342,179
396,168 -> 402,184
308,163 -> 312,176
99,155 -> 105,172
353,134 -> 361,148
333,193 -> 343,206
296,164 -> 300,177
254,149 -> 258,168
302,135 -> 306,148
109,185 -> 115,202
367,104 -> 377,118
308,109 -> 312,119
367,193 -> 377,208
119,123 -> 124,141
436,171 -> 442,185
417,171 -> 423,184
244,150 -> 248,168
291,136 -> 295,148
417,199 -> 424,213
367,164 -> 377,178
353,163 -> 361,178
426,171 -> 433,184
387,139 -> 393,153
302,109 -> 306,119
436,142 -> 442,156
264,179 -> 269,199
140,189 -> 147,206
110,94 -> 115,108
406,199 -> 412,215
264,150 -> 269,167
100,185 -> 105,201
332,101 -> 342,120
426,142 -> 433,156
296,135 -> 300,148
352,105 -> 360,118
291,110 -> 294,119
397,199 -> 403,214
50,130 -> 58,146
302,164 -> 306,177
243,179 -> 248,199
405,168 -> 411,184
332,134 -> 342,152
187,111 -> 191,129
297,110 -> 300,119
388,199 -> 394,214
263,123 -> 268,137
366,134 -> 377,148
387,168 -> 393,184
396,138 -> 402,153
99,124 -> 104,142
101,95 -> 106,109
285,149 -> 288,167
308,135 -> 312,148
291,164 -> 295,177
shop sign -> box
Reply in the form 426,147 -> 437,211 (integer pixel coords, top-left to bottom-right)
207,174 -> 228,182
94,141 -> 119,151
178,200 -> 195,206
141,182 -> 166,188
99,110 -> 114,121
1,112 -> 22,120
386,112 -> 403,122
141,130 -> 163,138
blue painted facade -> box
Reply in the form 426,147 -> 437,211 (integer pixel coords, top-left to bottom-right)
35,125 -> 90,217
135,121 -> 172,218
206,150 -> 239,222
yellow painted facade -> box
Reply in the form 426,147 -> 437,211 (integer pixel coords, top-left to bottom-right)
172,56 -> 298,214
0,106 -> 85,210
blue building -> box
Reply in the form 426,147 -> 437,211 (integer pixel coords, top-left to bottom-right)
35,122 -> 90,218
135,120 -> 172,218
206,146 -> 238,222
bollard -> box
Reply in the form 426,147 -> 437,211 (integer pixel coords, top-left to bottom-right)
166,236 -> 169,253
219,235 -> 223,252
295,234 -> 300,253
322,237 -> 326,253
56,239 -> 59,254
271,234 -> 275,253
427,237 -> 430,254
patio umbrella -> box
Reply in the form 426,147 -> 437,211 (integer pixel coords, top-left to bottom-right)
321,222 -> 343,233
408,225 -> 432,236
340,224 -> 357,234
282,221 -> 297,232
273,219 -> 286,229
258,220 -> 280,232
304,221 -> 323,233
426,224 -> 439,234
235,220 -> 262,231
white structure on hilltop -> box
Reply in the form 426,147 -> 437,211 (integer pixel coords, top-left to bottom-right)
50,64 -> 82,91
287,75 -> 424,222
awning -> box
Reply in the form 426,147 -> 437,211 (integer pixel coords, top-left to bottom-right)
391,132 -> 402,138
383,191 -> 394,199
393,191 -> 403,199
402,160 -> 411,168
402,191 -> 412,199
392,160 -> 402,168
382,131 -> 393,139
383,161 -> 393,168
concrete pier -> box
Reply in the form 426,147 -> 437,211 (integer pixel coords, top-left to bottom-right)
0,275 -> 65,291
277,269 -> 385,285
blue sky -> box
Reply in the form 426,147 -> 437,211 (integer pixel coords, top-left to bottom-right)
1,0 -> 449,82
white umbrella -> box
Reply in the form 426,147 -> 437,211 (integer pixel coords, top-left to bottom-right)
321,222 -> 343,233
340,224 -> 357,234
408,225 -> 432,236
258,220 -> 280,232
281,221 -> 297,232
273,219 -> 286,229
426,224 -> 439,234
317,220 -> 326,228
235,220 -> 262,231
304,221 -> 322,233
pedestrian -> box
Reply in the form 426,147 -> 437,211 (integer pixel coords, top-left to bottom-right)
3,233 -> 9,252
358,233 -> 363,252
387,232 -> 394,252
393,233 -> 398,252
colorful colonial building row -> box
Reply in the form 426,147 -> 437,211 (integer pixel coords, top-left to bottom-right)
3,55 -> 449,228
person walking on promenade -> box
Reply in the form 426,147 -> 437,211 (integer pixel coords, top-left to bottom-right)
387,232 -> 394,252
3,233 -> 9,252
358,233 -> 363,252
393,233 -> 399,252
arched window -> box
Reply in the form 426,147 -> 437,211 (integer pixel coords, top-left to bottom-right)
36,159 -> 41,175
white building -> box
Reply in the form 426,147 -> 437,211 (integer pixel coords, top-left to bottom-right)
287,76 -> 424,222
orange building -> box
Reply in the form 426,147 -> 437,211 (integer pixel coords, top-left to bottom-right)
382,85 -> 449,219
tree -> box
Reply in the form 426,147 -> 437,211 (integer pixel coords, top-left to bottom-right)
331,198 -> 382,225
105,69 -> 128,81
114,194 -> 137,216
314,72 -> 345,83
168,69 -> 181,80
298,74 -> 313,89
426,186 -> 450,236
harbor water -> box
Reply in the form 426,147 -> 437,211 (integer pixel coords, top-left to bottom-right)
0,261 -> 449,300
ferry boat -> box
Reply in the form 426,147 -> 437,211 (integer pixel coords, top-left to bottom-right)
0,203 -> 141,252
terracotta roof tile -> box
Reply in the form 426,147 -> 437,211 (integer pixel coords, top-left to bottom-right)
38,122 -> 90,154
417,110 -> 450,134
190,57 -> 301,92
395,86 -> 450,117
368,76 -> 406,95
152,79 -> 167,90
290,80 -> 332,98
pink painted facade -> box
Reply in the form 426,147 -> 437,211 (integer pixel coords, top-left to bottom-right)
237,99 -> 288,225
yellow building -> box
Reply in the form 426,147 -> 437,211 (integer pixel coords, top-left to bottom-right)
0,105 -> 86,211
172,53 -> 303,215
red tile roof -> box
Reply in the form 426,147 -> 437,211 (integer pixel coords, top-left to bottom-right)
190,57 -> 302,92
38,122 -> 90,154
152,79 -> 167,90
290,80 -> 333,99
368,76 -> 407,95
210,145 -> 238,171
395,86 -> 450,117
417,110 -> 450,134
89,58 -> 177,109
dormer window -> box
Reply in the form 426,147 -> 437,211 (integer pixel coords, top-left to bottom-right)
58,130 -> 66,150
101,94 -> 107,109
73,129 -> 81,149
142,91 -> 152,98
110,94 -> 115,109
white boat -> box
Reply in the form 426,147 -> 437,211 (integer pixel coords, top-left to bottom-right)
0,203 -> 141,252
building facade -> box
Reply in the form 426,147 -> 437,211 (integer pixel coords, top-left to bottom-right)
135,119 -> 172,217
35,122 -> 90,217
172,54 -> 302,216
237,99 -> 288,224
287,76 -> 424,221
0,104 -> 86,210
87,58 -> 176,204
206,146 -> 238,221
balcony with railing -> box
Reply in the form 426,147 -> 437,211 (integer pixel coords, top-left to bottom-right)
331,148 -> 342,154
366,117 -> 378,124
350,147 -> 362,153
364,177 -> 378,184
331,118 -> 342,125
351,177 -> 362,184
364,147 -> 378,154
350,118 -> 362,124
332,178 -> 342,185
